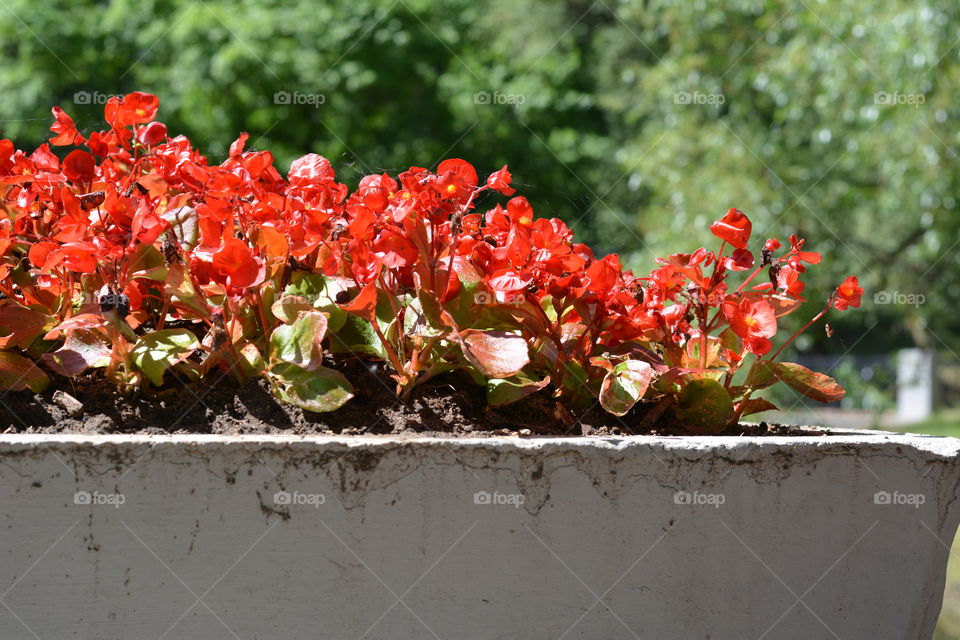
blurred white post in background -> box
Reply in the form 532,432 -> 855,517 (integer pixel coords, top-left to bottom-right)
897,349 -> 935,424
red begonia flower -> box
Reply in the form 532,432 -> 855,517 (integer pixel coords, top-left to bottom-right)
49,106 -> 85,146
105,92 -> 159,127
710,208 -> 752,250
62,150 -> 96,183
212,238 -> 266,289
723,296 -> 777,355
832,276 -> 863,310
137,121 -> 168,146
486,165 -> 515,195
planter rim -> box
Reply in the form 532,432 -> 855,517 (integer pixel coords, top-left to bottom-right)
2,428 -> 959,457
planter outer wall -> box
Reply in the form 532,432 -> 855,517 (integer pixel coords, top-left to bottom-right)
0,432 -> 959,639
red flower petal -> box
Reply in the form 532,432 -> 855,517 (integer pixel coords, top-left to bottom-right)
136,121 -> 168,146
62,150 -> 96,183
105,92 -> 159,127
832,276 -> 863,310
710,208 -> 752,250
212,238 -> 265,289
438,158 -> 478,189
49,106 -> 84,146
485,165 -> 516,195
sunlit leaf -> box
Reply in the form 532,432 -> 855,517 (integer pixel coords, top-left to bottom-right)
487,373 -> 550,407
270,363 -> 354,412
0,352 -> 49,392
131,329 -> 199,386
459,329 -> 529,378
269,311 -> 328,371
769,361 -> 845,403
599,360 -> 654,416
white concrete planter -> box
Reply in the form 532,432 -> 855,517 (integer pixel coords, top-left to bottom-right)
1,431 -> 958,639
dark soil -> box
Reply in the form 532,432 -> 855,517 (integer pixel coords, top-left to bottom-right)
0,356 -> 827,437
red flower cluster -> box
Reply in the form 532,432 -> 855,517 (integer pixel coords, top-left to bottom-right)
0,93 -> 862,431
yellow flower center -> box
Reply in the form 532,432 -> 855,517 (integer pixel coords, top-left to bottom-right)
446,184 -> 457,194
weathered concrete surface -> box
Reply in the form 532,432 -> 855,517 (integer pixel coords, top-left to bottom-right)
0,432 -> 958,639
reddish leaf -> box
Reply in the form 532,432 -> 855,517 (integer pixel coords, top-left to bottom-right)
600,360 -> 654,416
0,352 -> 49,392
44,314 -> 107,340
0,302 -> 48,349
743,360 -> 777,389
459,329 -> 530,378
40,329 -> 112,377
770,361 -> 845,403
737,398 -> 779,417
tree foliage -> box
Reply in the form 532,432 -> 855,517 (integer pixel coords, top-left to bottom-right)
1,0 -> 957,352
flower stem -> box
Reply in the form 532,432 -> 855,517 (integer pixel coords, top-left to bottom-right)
769,304 -> 830,360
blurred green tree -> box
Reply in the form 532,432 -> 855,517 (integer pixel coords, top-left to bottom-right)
1,0 -> 958,357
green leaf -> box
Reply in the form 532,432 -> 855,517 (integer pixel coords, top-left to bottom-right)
599,360 -> 655,416
269,311 -> 328,371
674,378 -> 734,434
327,314 -> 388,359
0,352 -> 49,392
238,342 -> 266,378
487,374 -> 551,407
271,295 -> 314,324
744,360 -> 777,389
283,273 -> 348,332
131,329 -> 199,386
561,358 -> 590,391
769,361 -> 845,403
127,244 -> 168,281
164,263 -> 210,320
270,363 -> 354,412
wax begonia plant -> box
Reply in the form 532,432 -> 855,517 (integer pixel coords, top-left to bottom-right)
0,93 -> 864,433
